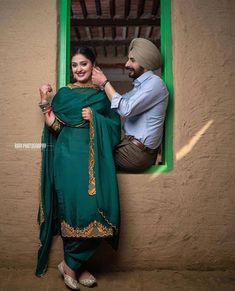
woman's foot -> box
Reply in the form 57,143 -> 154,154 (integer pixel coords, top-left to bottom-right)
78,270 -> 96,287
58,261 -> 80,290
62,261 -> 77,280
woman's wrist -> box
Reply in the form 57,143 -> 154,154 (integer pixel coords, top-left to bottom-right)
38,100 -> 52,114
40,99 -> 49,104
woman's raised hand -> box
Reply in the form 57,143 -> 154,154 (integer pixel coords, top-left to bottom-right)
39,84 -> 53,103
82,107 -> 92,122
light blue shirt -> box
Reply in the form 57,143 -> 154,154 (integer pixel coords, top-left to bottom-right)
111,71 -> 168,149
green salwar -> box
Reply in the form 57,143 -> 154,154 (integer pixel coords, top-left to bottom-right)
36,86 -> 121,276
63,237 -> 101,270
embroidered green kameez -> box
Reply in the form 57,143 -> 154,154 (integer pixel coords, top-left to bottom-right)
36,86 -> 120,276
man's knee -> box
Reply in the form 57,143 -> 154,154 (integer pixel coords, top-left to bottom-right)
114,144 -> 154,173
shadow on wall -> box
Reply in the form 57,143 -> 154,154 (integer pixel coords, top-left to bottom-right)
149,120 -> 214,181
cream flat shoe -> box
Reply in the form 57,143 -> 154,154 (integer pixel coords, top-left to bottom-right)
58,262 -> 80,290
78,271 -> 96,287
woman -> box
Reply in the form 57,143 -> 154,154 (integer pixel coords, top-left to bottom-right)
36,47 -> 121,290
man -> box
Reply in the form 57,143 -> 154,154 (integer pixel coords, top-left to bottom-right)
92,38 -> 168,173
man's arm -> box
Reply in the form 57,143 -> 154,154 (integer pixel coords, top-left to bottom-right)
92,67 -> 168,118
92,67 -> 116,101
111,82 -> 166,117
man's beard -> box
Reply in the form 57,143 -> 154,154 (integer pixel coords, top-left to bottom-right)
127,66 -> 145,80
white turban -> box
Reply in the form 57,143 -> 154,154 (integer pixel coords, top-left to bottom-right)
129,38 -> 161,70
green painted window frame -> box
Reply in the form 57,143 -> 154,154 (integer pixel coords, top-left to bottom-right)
58,0 -> 173,173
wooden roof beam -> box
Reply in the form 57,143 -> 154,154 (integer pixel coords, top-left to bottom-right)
114,46 -> 118,57
79,0 -> 88,18
124,0 -> 131,18
145,26 -> 153,38
71,5 -> 80,40
137,0 -> 145,18
95,0 -> 102,16
110,0 -> 116,18
122,26 -> 128,39
112,27 -> 116,39
85,27 -> 92,39
98,27 -> 104,38
98,63 -> 126,68
103,46 -> 107,57
152,0 -> 160,16
71,39 -> 160,47
71,18 -> 160,26
74,27 -> 81,40
134,27 -> 140,38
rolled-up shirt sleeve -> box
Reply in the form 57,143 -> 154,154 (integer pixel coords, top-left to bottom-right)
111,92 -> 123,110
111,77 -> 167,118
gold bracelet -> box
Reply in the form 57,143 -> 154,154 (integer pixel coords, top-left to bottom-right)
50,117 -> 61,132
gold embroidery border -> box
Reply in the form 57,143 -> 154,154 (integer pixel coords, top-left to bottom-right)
88,110 -> 96,195
61,220 -> 113,238
99,209 -> 119,235
67,83 -> 99,89
39,200 -> 44,226
39,145 -> 45,226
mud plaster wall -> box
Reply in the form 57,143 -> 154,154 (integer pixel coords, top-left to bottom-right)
0,0 -> 235,271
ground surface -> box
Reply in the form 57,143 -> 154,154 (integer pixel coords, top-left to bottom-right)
0,268 -> 235,291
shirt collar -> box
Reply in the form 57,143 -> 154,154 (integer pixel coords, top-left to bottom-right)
133,71 -> 154,87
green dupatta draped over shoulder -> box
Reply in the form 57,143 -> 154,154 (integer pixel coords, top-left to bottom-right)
36,86 -> 121,276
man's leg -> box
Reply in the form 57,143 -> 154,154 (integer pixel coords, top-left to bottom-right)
115,139 -> 157,173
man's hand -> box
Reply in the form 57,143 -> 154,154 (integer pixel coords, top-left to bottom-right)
92,67 -> 107,86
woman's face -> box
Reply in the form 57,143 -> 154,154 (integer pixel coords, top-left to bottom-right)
71,53 -> 93,83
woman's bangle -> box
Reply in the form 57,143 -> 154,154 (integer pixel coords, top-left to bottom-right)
39,101 -> 50,107
39,101 -> 51,113
49,117 -> 61,132
44,106 -> 53,116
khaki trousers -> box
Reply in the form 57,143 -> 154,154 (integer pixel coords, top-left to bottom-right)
115,137 -> 158,173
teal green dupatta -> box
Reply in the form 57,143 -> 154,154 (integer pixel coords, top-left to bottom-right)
36,86 -> 121,276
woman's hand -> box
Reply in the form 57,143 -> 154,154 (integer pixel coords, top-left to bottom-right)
39,84 -> 53,103
82,107 -> 92,122
92,67 -> 107,86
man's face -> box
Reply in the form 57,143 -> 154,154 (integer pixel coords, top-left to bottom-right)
125,51 -> 145,79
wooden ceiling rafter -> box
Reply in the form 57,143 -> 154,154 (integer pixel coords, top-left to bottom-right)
124,0 -> 131,18
134,26 -> 140,38
95,0 -> 104,55
71,5 -> 81,40
122,26 -> 128,39
79,0 -> 88,18
110,0 -> 116,17
152,0 -> 160,16
114,46 -> 118,57
71,18 -> 160,26
95,0 -> 102,16
103,46 -> 108,57
145,26 -> 153,38
137,0 -> 145,18
71,0 -> 160,60
123,0 -> 130,58
71,39 -> 160,47
109,0 -> 116,45
78,0 -> 93,41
